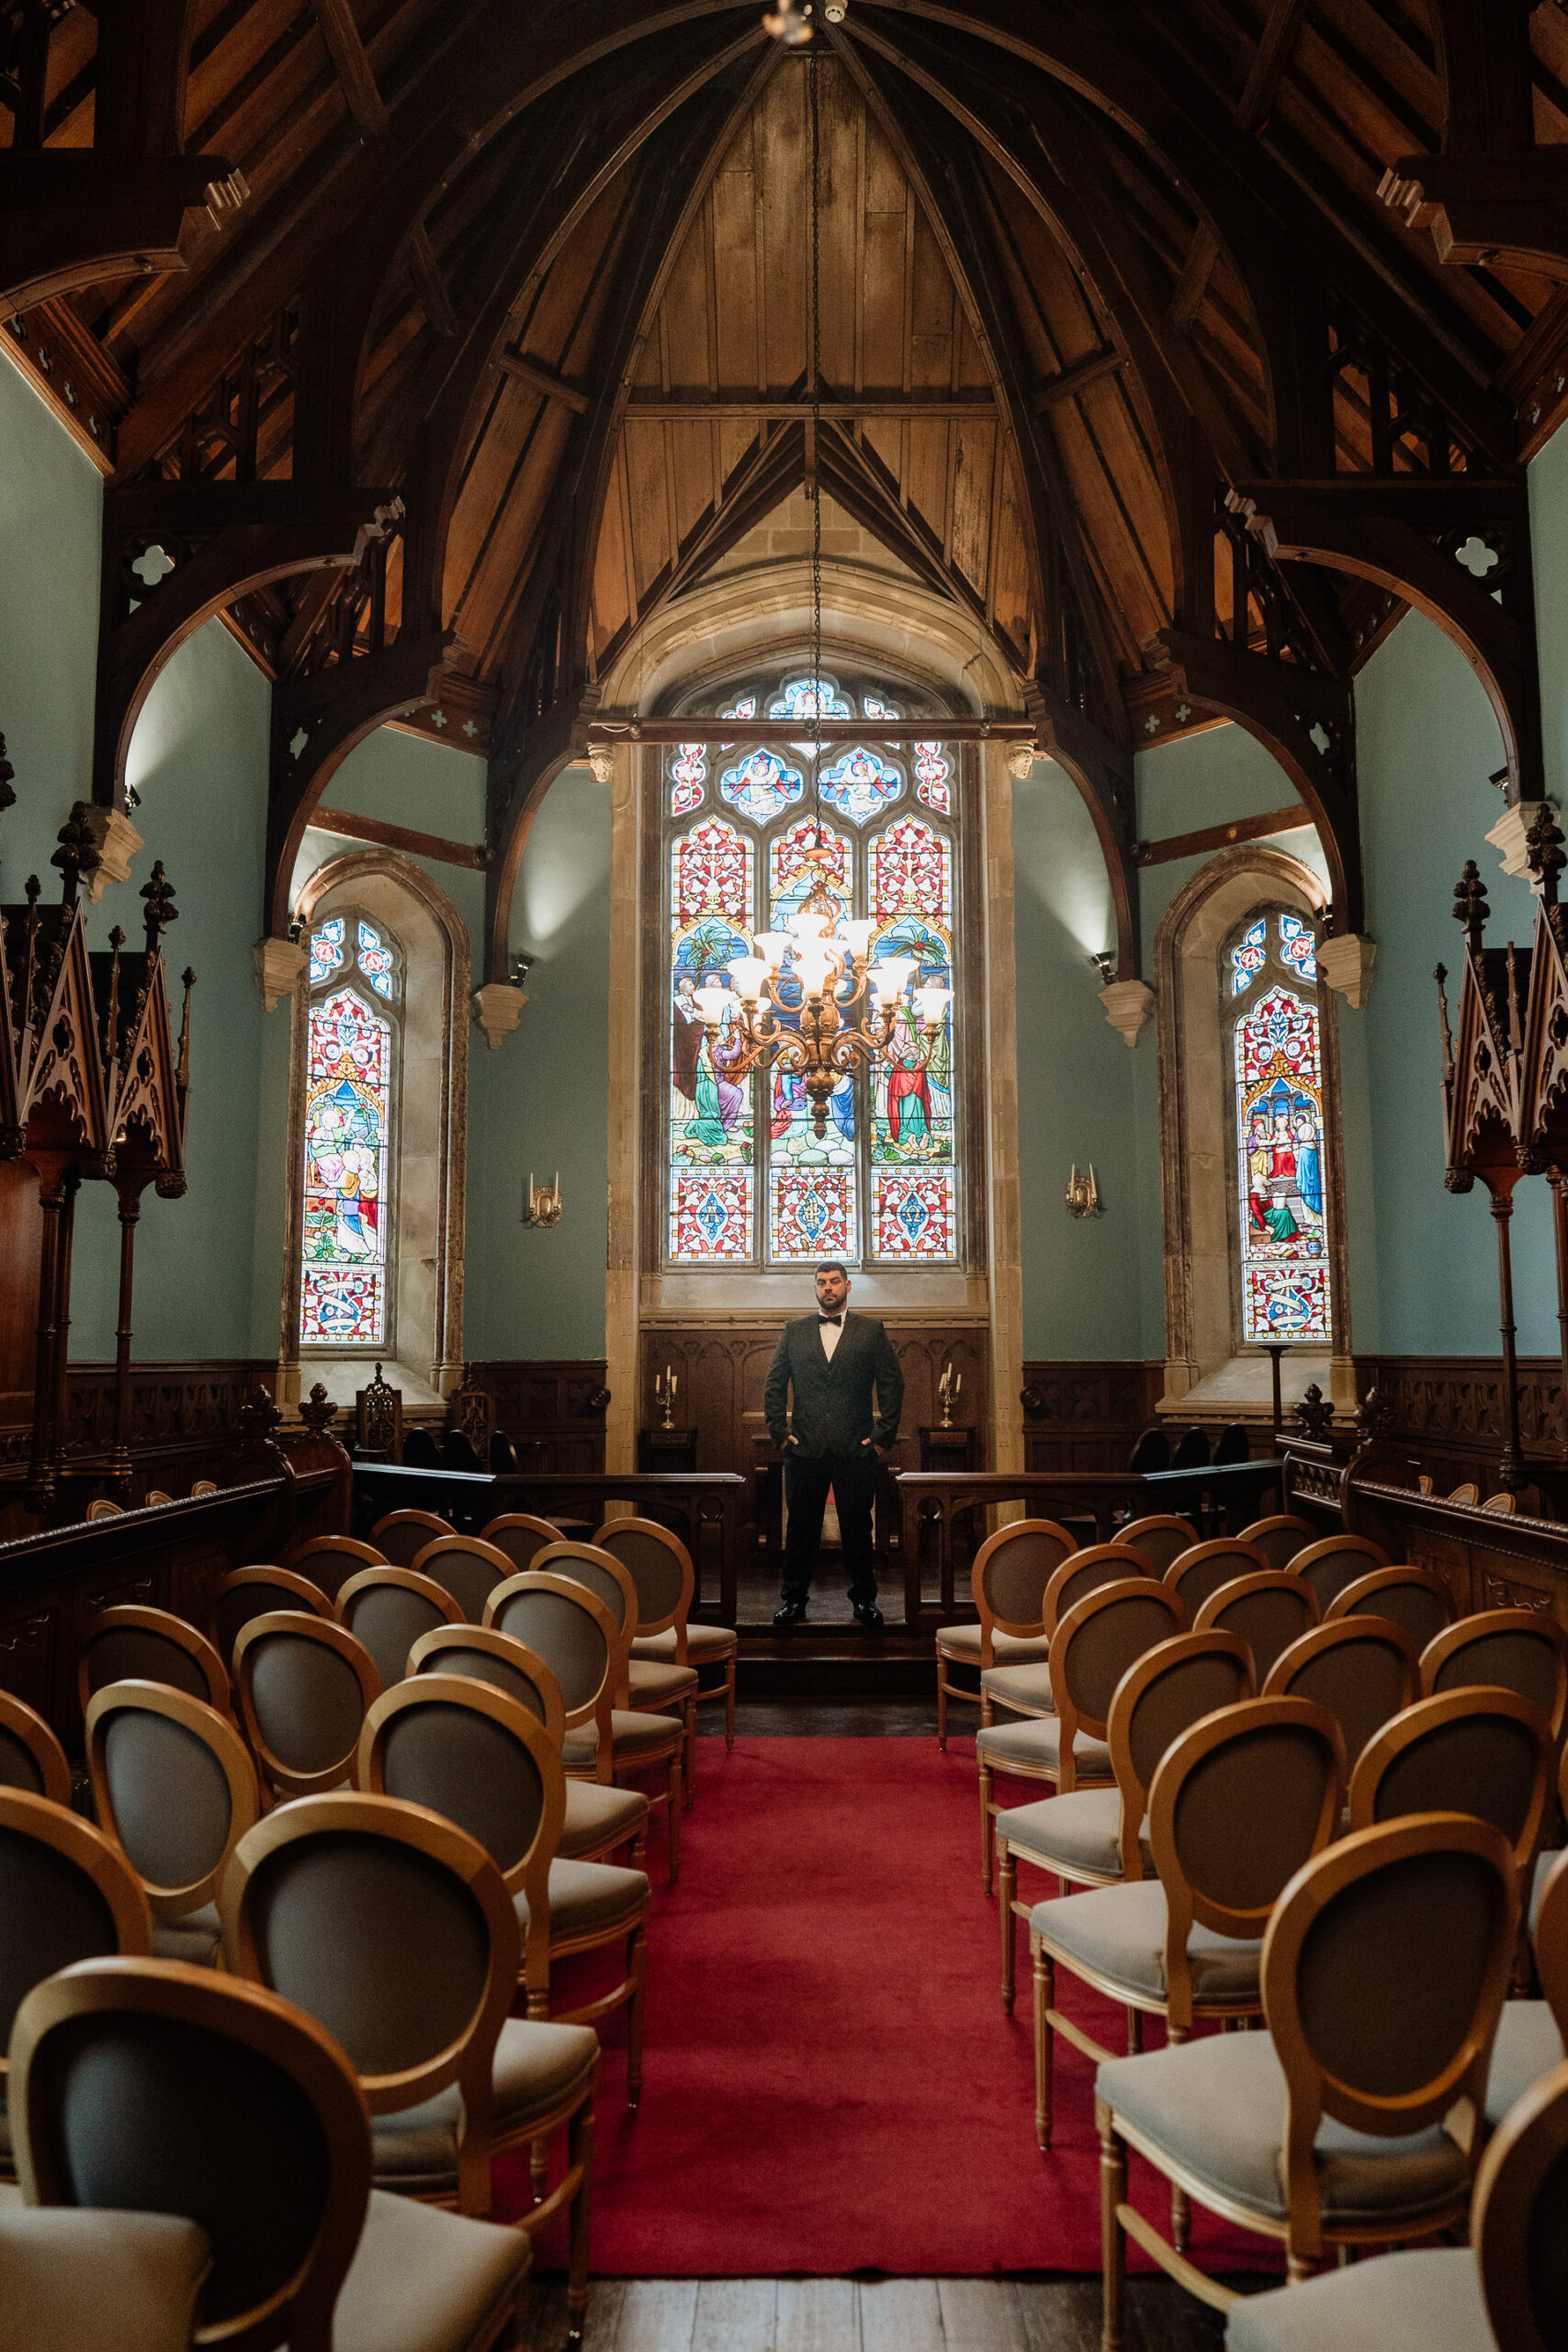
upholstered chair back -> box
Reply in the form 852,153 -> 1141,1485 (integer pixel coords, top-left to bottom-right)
1288,1533 -> 1392,1609
1325,1565 -> 1454,1654
1116,1516 -> 1197,1576
592,1518 -> 694,1634
484,1574 -> 618,1728
369,1510 -> 454,1567
233,1615 -> 381,1800
479,1514 -> 563,1574
86,1685 -> 260,1921
0,1691 -> 70,1805
1263,1616 -> 1419,1775
1349,1687 -> 1553,1875
282,1535 -> 386,1589
1235,1515 -> 1316,1573
9,1956 -> 370,2349
334,1568 -> 461,1690
210,1568 -> 332,1669
78,1607 -> 230,1718
1474,2053 -> 1568,2352
971,1519 -> 1078,1634
531,1543 -> 638,1644
1052,1582 -> 1186,1742
407,1536 -> 515,1624
409,1625 -> 568,1750
1536,1849 -> 1568,2032
1043,1545 -> 1154,1636
1193,1572 -> 1320,1684
0,1792 -> 151,2086
1152,1697 -> 1345,1944
1163,1541 -> 1269,1618
1104,1630 -> 1255,1882
1423,1609 -> 1568,1743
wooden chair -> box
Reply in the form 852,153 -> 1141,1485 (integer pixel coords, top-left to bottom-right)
979,1544 -> 1156,1726
1324,1564 -> 1454,1653
1448,1480 -> 1481,1505
935,1517 -> 1077,1749
282,1533 -> 388,1592
369,1509 -> 455,1567
1162,1538 -> 1269,1618
995,1630 -> 1255,2014
1235,1514 -> 1315,1572
409,1624 -> 649,1870
360,1673 -> 648,2122
486,1570 -> 683,1881
1486,1843 -> 1568,2131
145,1490 -> 174,1506
1422,1608 -> 1568,1746
479,1513 -> 564,1575
209,1565 -> 333,1668
1350,1686 -> 1552,1883
1286,1532 -> 1393,1608
408,1534 -> 517,1623
232,1612 -> 382,1802
0,1689 -> 70,1804
1170,1426 -> 1210,1470
1192,1570 -> 1319,1682
1213,1423 -> 1249,1466
190,1478 -> 218,1497
1036,1695 -> 1345,2172
976,1580 -> 1184,1894
1263,1615 -> 1419,1775
1483,1490 -> 1519,1516
85,1499 -> 123,1520
532,1540 -> 697,1804
77,1605 -> 231,1721
1116,1516 -> 1196,1575
85,1681 -> 262,1966
402,1427 -> 442,1468
10,1954 -> 532,2352
1097,1813 -> 1517,2326
596,1514 -> 738,1762
1126,1428 -> 1170,1474
334,1566 -> 462,1690
1225,2052 -> 1568,2352
0,1787 -> 152,2179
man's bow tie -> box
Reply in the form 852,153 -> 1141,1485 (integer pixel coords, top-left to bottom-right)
818,1313 -> 842,1326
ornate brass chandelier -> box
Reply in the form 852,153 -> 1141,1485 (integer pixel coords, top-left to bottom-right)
686,51 -> 951,1140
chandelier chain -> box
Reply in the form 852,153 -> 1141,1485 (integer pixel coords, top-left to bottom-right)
808,45 -> 823,833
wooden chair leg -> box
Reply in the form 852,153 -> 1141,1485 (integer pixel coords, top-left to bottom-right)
978,1754 -> 994,1892
631,1826 -> 647,1874
566,2098 -> 593,2346
724,1654 -> 736,1750
530,2137 -> 548,2203
1098,2100 -> 1127,2352
682,1692 -> 696,1808
626,1918 -> 647,2110
1167,2020 -> 1190,2249
998,1838 -> 1017,2011
665,1752 -> 681,1882
938,1661 -> 949,1750
979,1688 -> 994,1729
1033,1937 -> 1054,2152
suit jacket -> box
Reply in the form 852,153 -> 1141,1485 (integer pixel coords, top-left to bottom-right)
763,1311 -> 904,1460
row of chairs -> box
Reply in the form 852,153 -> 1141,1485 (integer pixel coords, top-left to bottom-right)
85,1480 -> 218,1517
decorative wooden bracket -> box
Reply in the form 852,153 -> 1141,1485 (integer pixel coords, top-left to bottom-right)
265,628 -> 456,938
95,482 -> 403,809
0,153 -> 245,313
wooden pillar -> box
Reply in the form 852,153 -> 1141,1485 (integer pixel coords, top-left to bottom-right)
1551,1173 -> 1568,1467
26,1168 -> 66,1509
1491,1185 -> 1527,1492
109,1185 -> 142,1485
49,1169 -> 78,1494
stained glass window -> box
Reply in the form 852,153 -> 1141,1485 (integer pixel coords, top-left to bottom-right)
300,923 -> 396,1346
663,667 -> 960,1266
1231,909 -> 1331,1345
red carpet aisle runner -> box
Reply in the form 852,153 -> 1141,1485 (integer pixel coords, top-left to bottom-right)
496,1736 -> 1284,2278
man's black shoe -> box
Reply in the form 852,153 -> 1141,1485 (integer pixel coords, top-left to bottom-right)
773,1600 -> 808,1627
852,1601 -> 885,1631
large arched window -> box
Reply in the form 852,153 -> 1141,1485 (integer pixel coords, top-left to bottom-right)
1227,908 -> 1332,1346
299,911 -> 401,1349
662,666 -> 961,1268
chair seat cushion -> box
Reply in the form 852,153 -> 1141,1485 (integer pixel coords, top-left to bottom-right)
517,1857 -> 648,1941
1223,2248 -> 1486,2352
0,2208 -> 212,2352
980,1662 -> 1055,1711
1098,2032 -> 1468,2231
333,2185 -> 532,2352
626,1658 -> 698,1707
1530,1848 -> 1561,1936
559,1777 -> 649,1860
1484,1997 -> 1564,2128
976,1715 -> 1111,1781
370,2018 -> 599,2190
633,1624 -> 738,1663
998,1789 -> 1125,1882
150,1901 -> 222,1968
937,1625 -> 1051,1665
1034,1879 -> 1262,2007
564,1710 -> 682,1770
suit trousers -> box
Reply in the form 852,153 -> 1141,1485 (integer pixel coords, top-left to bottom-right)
781,1448 -> 879,1607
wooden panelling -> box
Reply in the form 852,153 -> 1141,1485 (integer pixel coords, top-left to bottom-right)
465,1361 -> 610,1475
1359,1355 -> 1568,1508
1020,1360 -> 1165,1475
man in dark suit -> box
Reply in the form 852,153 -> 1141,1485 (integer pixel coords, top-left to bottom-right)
762,1261 -> 904,1630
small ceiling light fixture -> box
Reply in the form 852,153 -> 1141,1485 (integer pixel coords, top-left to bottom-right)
761,1 -> 814,43
1089,950 -> 1116,985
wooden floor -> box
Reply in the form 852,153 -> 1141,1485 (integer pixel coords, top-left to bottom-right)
521,2276 -> 1236,2349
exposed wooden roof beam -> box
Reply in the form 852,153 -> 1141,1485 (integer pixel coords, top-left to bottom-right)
310,0 -> 456,338
1171,1 -> 1308,330
497,351 -> 592,413
1032,350 -> 1124,406
621,393 -> 997,418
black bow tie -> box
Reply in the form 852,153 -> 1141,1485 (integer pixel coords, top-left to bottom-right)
818,1313 -> 842,1326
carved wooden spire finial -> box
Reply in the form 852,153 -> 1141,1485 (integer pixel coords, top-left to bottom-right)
140,861 -> 178,955
1452,859 -> 1489,950
1527,802 -> 1567,907
0,735 -> 15,820
51,804 -> 101,908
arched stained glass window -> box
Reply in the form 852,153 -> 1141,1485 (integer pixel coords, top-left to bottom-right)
300,911 -> 400,1347
663,665 -> 960,1268
1230,910 -> 1331,1344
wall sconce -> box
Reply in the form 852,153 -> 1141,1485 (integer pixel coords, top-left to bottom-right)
1065,1163 -> 1103,1218
509,953 -> 534,988
1089,951 -> 1116,985
523,1171 -> 563,1227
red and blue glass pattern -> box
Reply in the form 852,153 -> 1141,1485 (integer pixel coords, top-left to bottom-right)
356,920 -> 395,999
670,1170 -> 752,1260
818,743 -> 903,824
670,743 -> 706,815
768,673 -> 853,753
770,1166 -> 855,1261
309,916 -> 345,986
1230,918 -> 1267,997
872,1170 -> 954,1259
914,741 -> 951,815
300,988 -> 390,1346
1279,910 -> 1317,981
718,747 -> 805,824
672,817 -> 751,927
671,820 -> 754,1192
1235,984 -> 1329,1343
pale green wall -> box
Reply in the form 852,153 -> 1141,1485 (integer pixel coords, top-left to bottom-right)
289,724 -> 487,958
467,766 -> 612,1359
1011,759 -> 1146,1358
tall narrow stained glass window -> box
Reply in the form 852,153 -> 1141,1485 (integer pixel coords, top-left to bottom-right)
664,667 -> 960,1268
299,913 -> 400,1347
1231,910 -> 1331,1344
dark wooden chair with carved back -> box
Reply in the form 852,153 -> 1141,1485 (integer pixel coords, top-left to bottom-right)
334,1566 -> 463,1691
369,1510 -> 455,1567
1212,1423 -> 1249,1466
1126,1428 -> 1169,1475
1235,1514 -> 1316,1572
8,1953 -> 534,2352
1117,1516 -> 1196,1575
1262,1615 -> 1420,1778
0,1690 -> 70,1805
402,1426 -> 442,1469
209,1566 -> 333,1672
78,1606 -> 231,1722
1169,1426 -> 1210,1471
232,1612 -> 382,1804
489,1430 -> 518,1474
409,1534 -> 517,1625
355,1362 -> 404,1462
1192,1571 -> 1320,1684
85,1681 -> 263,1966
935,1517 -> 1078,1751
979,1544 -> 1156,1726
442,1428 -> 485,1476
1324,1563 -> 1454,1654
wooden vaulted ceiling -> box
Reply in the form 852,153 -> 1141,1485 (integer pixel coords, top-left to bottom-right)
11,0 -> 1568,749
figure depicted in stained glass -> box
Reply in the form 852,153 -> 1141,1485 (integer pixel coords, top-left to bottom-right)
719,748 -> 804,823
1232,929 -> 1331,1343
300,975 -> 392,1347
818,744 -> 902,824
